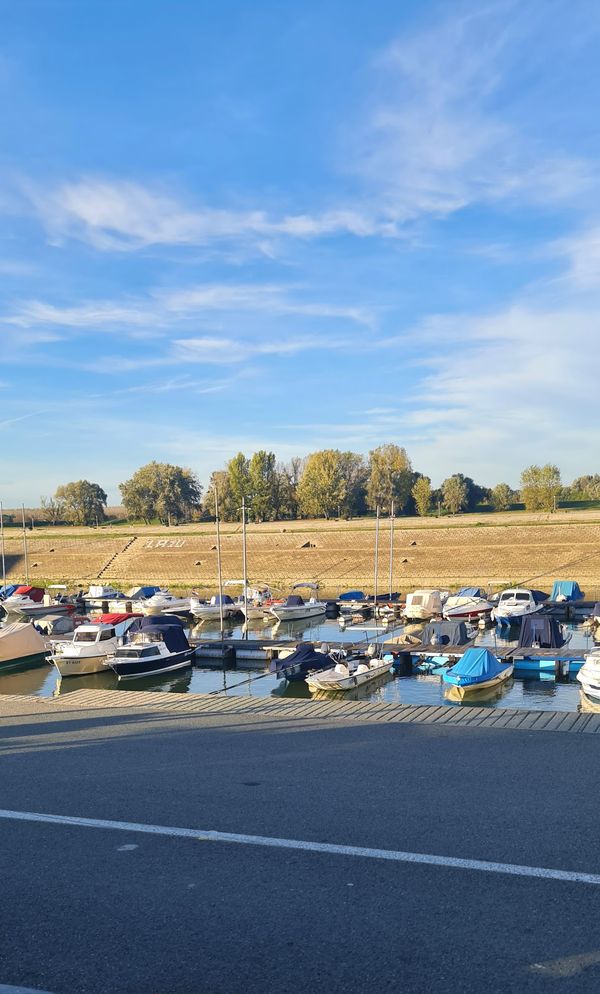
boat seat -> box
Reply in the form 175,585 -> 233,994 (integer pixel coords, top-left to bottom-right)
334,663 -> 349,675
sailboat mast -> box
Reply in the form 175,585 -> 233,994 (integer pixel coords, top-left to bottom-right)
242,496 -> 248,639
374,505 -> 380,610
215,487 -> 224,635
0,501 -> 6,591
389,499 -> 395,599
21,503 -> 29,583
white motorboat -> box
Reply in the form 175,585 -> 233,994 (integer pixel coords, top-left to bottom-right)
83,585 -> 127,611
189,593 -> 240,621
306,652 -> 394,692
443,587 -> 494,621
491,588 -> 547,625
404,589 -> 449,621
219,580 -> 276,621
577,650 -> 600,702
270,583 -> 326,622
141,589 -> 192,615
107,616 -> 195,680
49,622 -> 126,677
1,585 -> 73,619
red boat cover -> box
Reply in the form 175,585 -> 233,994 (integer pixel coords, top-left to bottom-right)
95,612 -> 142,625
14,585 -> 44,602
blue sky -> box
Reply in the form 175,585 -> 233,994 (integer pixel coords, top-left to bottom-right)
1,0 -> 599,504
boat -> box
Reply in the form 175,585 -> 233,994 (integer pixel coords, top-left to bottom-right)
222,580 -> 276,621
0,622 -> 48,673
442,646 -> 513,698
141,589 -> 192,615
336,590 -> 371,616
270,583 -> 326,622
1,585 -> 74,619
49,614 -> 140,677
577,650 -> 600,702
509,615 -> 576,674
272,642 -> 336,682
107,615 -> 195,680
403,589 -> 449,621
409,620 -> 475,672
306,651 -> 394,693
83,585 -> 127,611
549,580 -> 584,603
443,587 -> 494,621
189,593 -> 240,621
491,587 -> 548,626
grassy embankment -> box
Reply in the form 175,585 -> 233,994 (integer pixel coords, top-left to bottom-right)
2,508 -> 600,599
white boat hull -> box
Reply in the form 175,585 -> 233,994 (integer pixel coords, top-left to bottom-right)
577,652 -> 600,702
306,659 -> 393,692
190,605 -> 238,620
51,653 -> 111,677
270,603 -> 326,622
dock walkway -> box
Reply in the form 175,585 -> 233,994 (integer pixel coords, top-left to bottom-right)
0,688 -> 598,735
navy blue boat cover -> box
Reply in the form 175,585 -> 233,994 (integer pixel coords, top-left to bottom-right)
213,594 -> 235,605
517,615 -> 566,649
444,647 -> 507,686
421,620 -> 471,645
550,580 -> 584,602
285,595 -> 305,607
530,589 -> 550,604
456,586 -> 486,598
338,590 -> 367,601
129,614 -> 190,652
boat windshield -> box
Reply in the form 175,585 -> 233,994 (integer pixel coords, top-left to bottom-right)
74,631 -> 99,643
515,593 -> 530,601
116,646 -> 160,658
411,595 -> 423,605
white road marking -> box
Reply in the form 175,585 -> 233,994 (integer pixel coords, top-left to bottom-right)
0,807 -> 598,886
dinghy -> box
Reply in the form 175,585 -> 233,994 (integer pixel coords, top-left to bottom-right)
442,646 -> 513,698
306,652 -> 394,693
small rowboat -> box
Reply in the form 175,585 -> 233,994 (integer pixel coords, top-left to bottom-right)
442,647 -> 513,699
306,654 -> 394,693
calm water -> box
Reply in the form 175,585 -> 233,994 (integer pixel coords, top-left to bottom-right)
0,616 -> 596,713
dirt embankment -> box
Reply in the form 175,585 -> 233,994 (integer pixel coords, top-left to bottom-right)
2,511 -> 600,598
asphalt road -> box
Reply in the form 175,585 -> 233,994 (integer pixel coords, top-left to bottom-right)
1,705 -> 600,994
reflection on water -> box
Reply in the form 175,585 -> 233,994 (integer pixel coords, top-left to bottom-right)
0,618 -> 595,713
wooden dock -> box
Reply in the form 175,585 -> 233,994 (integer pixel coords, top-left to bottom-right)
0,687 -> 598,735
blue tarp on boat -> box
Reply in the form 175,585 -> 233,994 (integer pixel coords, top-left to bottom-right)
518,615 -> 567,650
531,589 -> 550,604
338,590 -> 367,601
0,584 -> 19,599
213,594 -> 235,606
550,580 -> 584,602
443,647 -> 507,687
275,642 -> 332,681
456,586 -> 486,598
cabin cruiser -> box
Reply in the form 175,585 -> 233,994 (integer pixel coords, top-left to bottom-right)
49,615 -> 138,677
189,593 -> 240,621
491,588 -> 548,626
1,585 -> 73,619
0,622 -> 47,672
511,615 -> 574,673
403,589 -> 449,621
443,587 -> 494,621
107,616 -> 195,680
577,650 -> 600,702
141,589 -> 191,615
270,583 -> 326,623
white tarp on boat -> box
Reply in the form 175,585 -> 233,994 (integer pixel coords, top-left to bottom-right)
0,622 -> 46,664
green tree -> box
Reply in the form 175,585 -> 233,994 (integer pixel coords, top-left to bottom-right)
519,464 -> 562,512
339,451 -> 368,517
226,452 -> 251,509
202,470 -> 236,521
40,495 -> 66,525
272,461 -> 300,519
119,462 -> 202,524
297,450 -> 347,519
54,480 -> 107,526
366,444 -> 413,513
490,483 -> 513,511
412,476 -> 432,516
442,474 -> 468,514
248,450 -> 277,521
570,474 -> 600,500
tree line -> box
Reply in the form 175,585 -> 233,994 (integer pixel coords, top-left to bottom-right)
35,451 -> 594,527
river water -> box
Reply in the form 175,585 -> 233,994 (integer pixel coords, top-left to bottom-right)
1,614 -> 597,713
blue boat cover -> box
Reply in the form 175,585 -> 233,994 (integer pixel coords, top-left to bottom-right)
421,620 -> 471,646
128,614 -> 190,653
443,647 -> 508,687
277,642 -> 331,675
456,586 -> 485,598
531,589 -> 550,604
338,590 -> 367,601
213,594 -> 235,606
550,580 -> 584,602
517,615 -> 566,649
0,584 -> 19,599
285,595 -> 305,607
